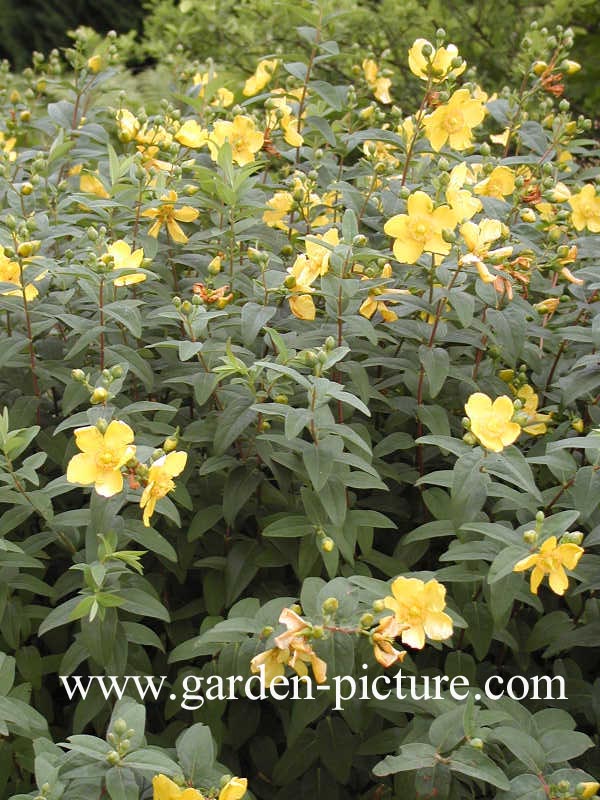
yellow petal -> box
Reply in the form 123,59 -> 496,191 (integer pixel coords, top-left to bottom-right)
289,294 -> 315,320
66,453 -> 97,486
104,420 -> 135,451
74,426 -> 104,454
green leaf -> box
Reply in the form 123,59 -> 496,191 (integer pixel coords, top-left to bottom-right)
449,745 -> 510,790
420,346 -> 450,399
176,723 -> 216,782
373,743 -> 437,775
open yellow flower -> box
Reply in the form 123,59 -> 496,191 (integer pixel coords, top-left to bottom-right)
263,191 -> 294,229
209,116 -> 264,166
0,246 -> 45,301
66,421 -> 136,498
446,162 -> 482,222
513,536 -> 584,595
140,451 -> 187,527
384,190 -> 457,264
371,614 -> 406,667
107,240 -> 146,286
141,190 -> 199,243
474,166 -> 516,199
219,777 -> 247,800
175,120 -> 209,149
569,184 -> 600,232
305,228 -> 339,276
408,39 -> 466,82
383,577 -> 453,650
286,256 -> 318,320
464,392 -> 520,452
243,58 -> 278,97
423,88 -> 486,151
152,774 -> 204,800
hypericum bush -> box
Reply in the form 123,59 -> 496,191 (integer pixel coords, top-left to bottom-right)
0,15 -> 599,800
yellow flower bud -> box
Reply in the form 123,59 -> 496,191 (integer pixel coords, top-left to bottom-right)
532,61 -> 548,76
90,387 -> 109,405
87,55 -> 102,73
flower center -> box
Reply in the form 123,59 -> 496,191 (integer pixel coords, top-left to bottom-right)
444,111 -> 464,133
97,450 -> 119,469
409,217 -> 431,242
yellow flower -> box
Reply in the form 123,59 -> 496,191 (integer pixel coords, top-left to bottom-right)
263,191 -> 294,229
362,59 -> 392,104
460,218 -> 504,255
80,172 -> 110,199
140,451 -> 187,527
359,263 -> 408,322
446,162 -> 482,222
250,646 -> 291,684
464,392 -> 521,452
175,120 -> 209,149
274,607 -> 310,649
152,774 -> 204,800
513,536 -> 584,595
265,91 -> 304,148
373,77 -> 392,104
423,88 -> 486,152
286,257 -> 318,320
243,58 -> 278,97
141,190 -> 199,244
87,54 -> 102,73
192,70 -> 234,107
287,637 -> 327,684
474,166 -> 516,198
371,614 -> 406,667
116,109 -> 141,142
362,58 -> 379,85
218,777 -> 247,800
209,116 -> 264,166
305,228 -> 339,276
251,608 -> 327,685
515,385 -> 551,435
384,190 -> 457,264
569,184 -> 600,232
0,246 -> 44,301
578,783 -> 600,800
383,577 -> 453,650
66,421 -> 136,498
107,240 -> 146,287
408,39 -> 466,82
0,131 -> 17,162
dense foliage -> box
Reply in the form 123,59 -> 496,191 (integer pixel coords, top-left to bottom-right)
0,12 -> 599,800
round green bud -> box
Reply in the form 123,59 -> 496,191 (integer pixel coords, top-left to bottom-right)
372,598 -> 386,613
322,597 -> 339,614
469,738 -> 484,750
325,336 -> 336,351
360,612 -> 374,628
113,718 -> 128,736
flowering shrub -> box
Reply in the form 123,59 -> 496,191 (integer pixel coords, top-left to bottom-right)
0,18 -> 599,800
